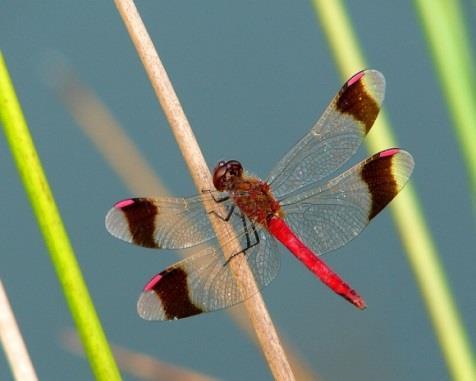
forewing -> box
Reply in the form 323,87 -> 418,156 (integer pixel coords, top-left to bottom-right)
281,149 -> 414,255
105,193 -> 240,249
268,70 -> 385,199
137,230 -> 280,320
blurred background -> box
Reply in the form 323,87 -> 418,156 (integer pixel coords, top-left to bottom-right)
1,1 -> 475,380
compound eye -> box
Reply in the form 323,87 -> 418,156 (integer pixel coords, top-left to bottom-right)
212,161 -> 228,191
226,160 -> 243,176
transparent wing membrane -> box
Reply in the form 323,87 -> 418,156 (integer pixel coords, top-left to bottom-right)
281,149 -> 414,256
268,70 -> 385,199
137,230 -> 280,320
105,193 -> 243,249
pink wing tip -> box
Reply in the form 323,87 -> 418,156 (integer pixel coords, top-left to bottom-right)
115,199 -> 135,208
143,273 -> 162,291
380,148 -> 400,158
347,70 -> 366,87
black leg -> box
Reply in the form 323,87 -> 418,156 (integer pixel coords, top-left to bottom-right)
202,190 -> 261,266
249,221 -> 260,250
242,218 -> 259,253
202,189 -> 230,203
209,205 -> 235,222
202,190 -> 234,221
223,214 -> 260,267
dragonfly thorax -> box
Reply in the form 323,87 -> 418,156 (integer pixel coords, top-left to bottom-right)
231,178 -> 283,226
213,160 -> 282,225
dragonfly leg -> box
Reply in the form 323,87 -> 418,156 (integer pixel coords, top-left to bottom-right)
242,216 -> 260,252
208,205 -> 235,222
201,189 -> 230,203
203,189 -> 235,220
224,214 -> 260,267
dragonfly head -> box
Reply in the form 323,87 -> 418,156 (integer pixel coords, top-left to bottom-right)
213,160 -> 243,191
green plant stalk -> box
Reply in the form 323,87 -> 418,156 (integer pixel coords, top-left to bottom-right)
0,52 -> 122,381
311,1 -> 476,380
439,0 -> 476,87
414,0 -> 476,208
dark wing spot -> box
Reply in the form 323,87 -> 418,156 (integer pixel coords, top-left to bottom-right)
150,268 -> 203,320
336,73 -> 380,133
120,198 -> 160,248
361,154 -> 398,220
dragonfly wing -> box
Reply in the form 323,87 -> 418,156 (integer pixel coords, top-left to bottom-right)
281,149 -> 414,255
105,193 -> 241,249
137,230 -> 280,320
268,70 -> 385,199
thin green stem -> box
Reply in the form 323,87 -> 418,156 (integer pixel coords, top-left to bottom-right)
311,2 -> 476,380
0,52 -> 122,380
414,0 -> 476,209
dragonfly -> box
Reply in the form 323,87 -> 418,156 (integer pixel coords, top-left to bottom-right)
106,70 -> 414,321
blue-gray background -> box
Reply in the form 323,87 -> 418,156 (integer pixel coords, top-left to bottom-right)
1,2 -> 475,380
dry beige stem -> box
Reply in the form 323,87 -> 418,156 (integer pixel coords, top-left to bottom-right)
113,1 -> 295,380
59,76 -> 165,196
0,280 -> 39,381
63,330 -> 219,381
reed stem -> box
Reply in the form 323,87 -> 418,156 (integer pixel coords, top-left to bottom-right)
0,280 -> 39,381
0,52 -> 122,381
113,1 -> 295,380
414,0 -> 476,210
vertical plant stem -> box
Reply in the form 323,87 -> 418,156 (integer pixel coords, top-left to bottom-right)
0,280 -> 39,381
0,52 -> 122,381
113,1 -> 295,380
414,0 -> 476,209
311,1 -> 476,380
